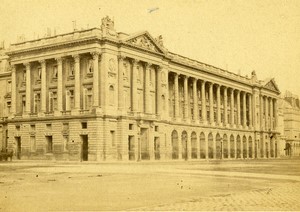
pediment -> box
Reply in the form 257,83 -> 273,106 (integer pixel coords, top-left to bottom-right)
264,79 -> 280,93
124,31 -> 166,54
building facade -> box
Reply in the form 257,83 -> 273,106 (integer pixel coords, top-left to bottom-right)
0,16 -> 281,161
282,91 -> 300,156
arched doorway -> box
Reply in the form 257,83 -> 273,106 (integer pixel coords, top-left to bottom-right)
216,133 -> 221,159
243,136 -> 247,159
182,131 -> 188,160
223,134 -> 228,159
208,133 -> 213,159
230,135 -> 235,158
285,143 -> 291,156
236,135 -> 241,159
191,132 -> 197,159
200,132 -> 206,159
171,130 -> 179,159
248,136 -> 253,158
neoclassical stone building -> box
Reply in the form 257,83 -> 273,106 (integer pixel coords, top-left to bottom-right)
0,16 -> 281,161
282,91 -> 300,156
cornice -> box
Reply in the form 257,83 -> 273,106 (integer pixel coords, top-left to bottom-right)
0,72 -> 11,77
7,36 -> 100,58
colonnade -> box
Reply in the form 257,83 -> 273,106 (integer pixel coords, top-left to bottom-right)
9,52 -> 278,133
168,72 -> 278,130
10,52 -> 101,115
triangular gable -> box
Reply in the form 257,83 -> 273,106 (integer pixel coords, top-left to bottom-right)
123,31 -> 166,54
264,78 -> 280,93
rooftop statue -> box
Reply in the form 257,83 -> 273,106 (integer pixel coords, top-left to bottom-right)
155,35 -> 164,47
101,16 -> 117,37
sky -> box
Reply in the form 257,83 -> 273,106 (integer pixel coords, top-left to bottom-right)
1,0 -> 300,96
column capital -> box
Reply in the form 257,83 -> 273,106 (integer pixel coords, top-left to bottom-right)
145,62 -> 152,69
10,65 -> 16,73
182,75 -> 189,80
91,51 -> 101,60
38,59 -> 46,65
193,77 -> 197,83
131,58 -> 140,67
55,57 -> 63,65
24,62 -> 30,69
117,54 -> 126,61
156,66 -> 163,73
72,54 -> 80,63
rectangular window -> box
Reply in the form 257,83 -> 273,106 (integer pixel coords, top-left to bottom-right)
81,122 -> 87,129
46,123 -> 52,130
111,131 -> 115,147
49,91 -> 57,112
129,124 -> 134,130
30,125 -> 35,131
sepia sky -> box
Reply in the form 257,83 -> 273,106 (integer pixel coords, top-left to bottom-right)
1,0 -> 300,96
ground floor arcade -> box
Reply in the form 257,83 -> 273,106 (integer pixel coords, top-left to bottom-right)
3,117 -> 279,161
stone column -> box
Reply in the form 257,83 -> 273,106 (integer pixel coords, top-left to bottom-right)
209,83 -> 214,124
205,134 -> 209,159
224,87 -> 228,126
174,73 -> 179,118
270,98 -> 273,130
56,57 -> 63,112
131,59 -> 139,112
217,85 -> 221,125
237,90 -> 241,127
156,66 -> 162,116
260,95 -> 264,130
243,92 -> 246,127
193,78 -> 198,122
184,76 -> 189,120
201,81 -> 207,124
118,55 -> 125,111
265,97 -> 269,130
73,54 -> 80,110
144,63 -> 151,114
92,52 -> 100,107
24,62 -> 31,113
11,65 -> 17,115
274,99 -> 278,130
40,60 -> 46,112
249,94 -> 252,128
230,89 -> 235,126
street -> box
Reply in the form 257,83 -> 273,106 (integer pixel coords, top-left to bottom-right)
1,159 -> 300,211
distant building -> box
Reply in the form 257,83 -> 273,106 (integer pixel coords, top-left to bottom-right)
0,16 -> 281,161
282,91 -> 300,156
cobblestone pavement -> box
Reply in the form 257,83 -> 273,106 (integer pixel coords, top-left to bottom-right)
133,182 -> 300,211
1,159 -> 300,211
